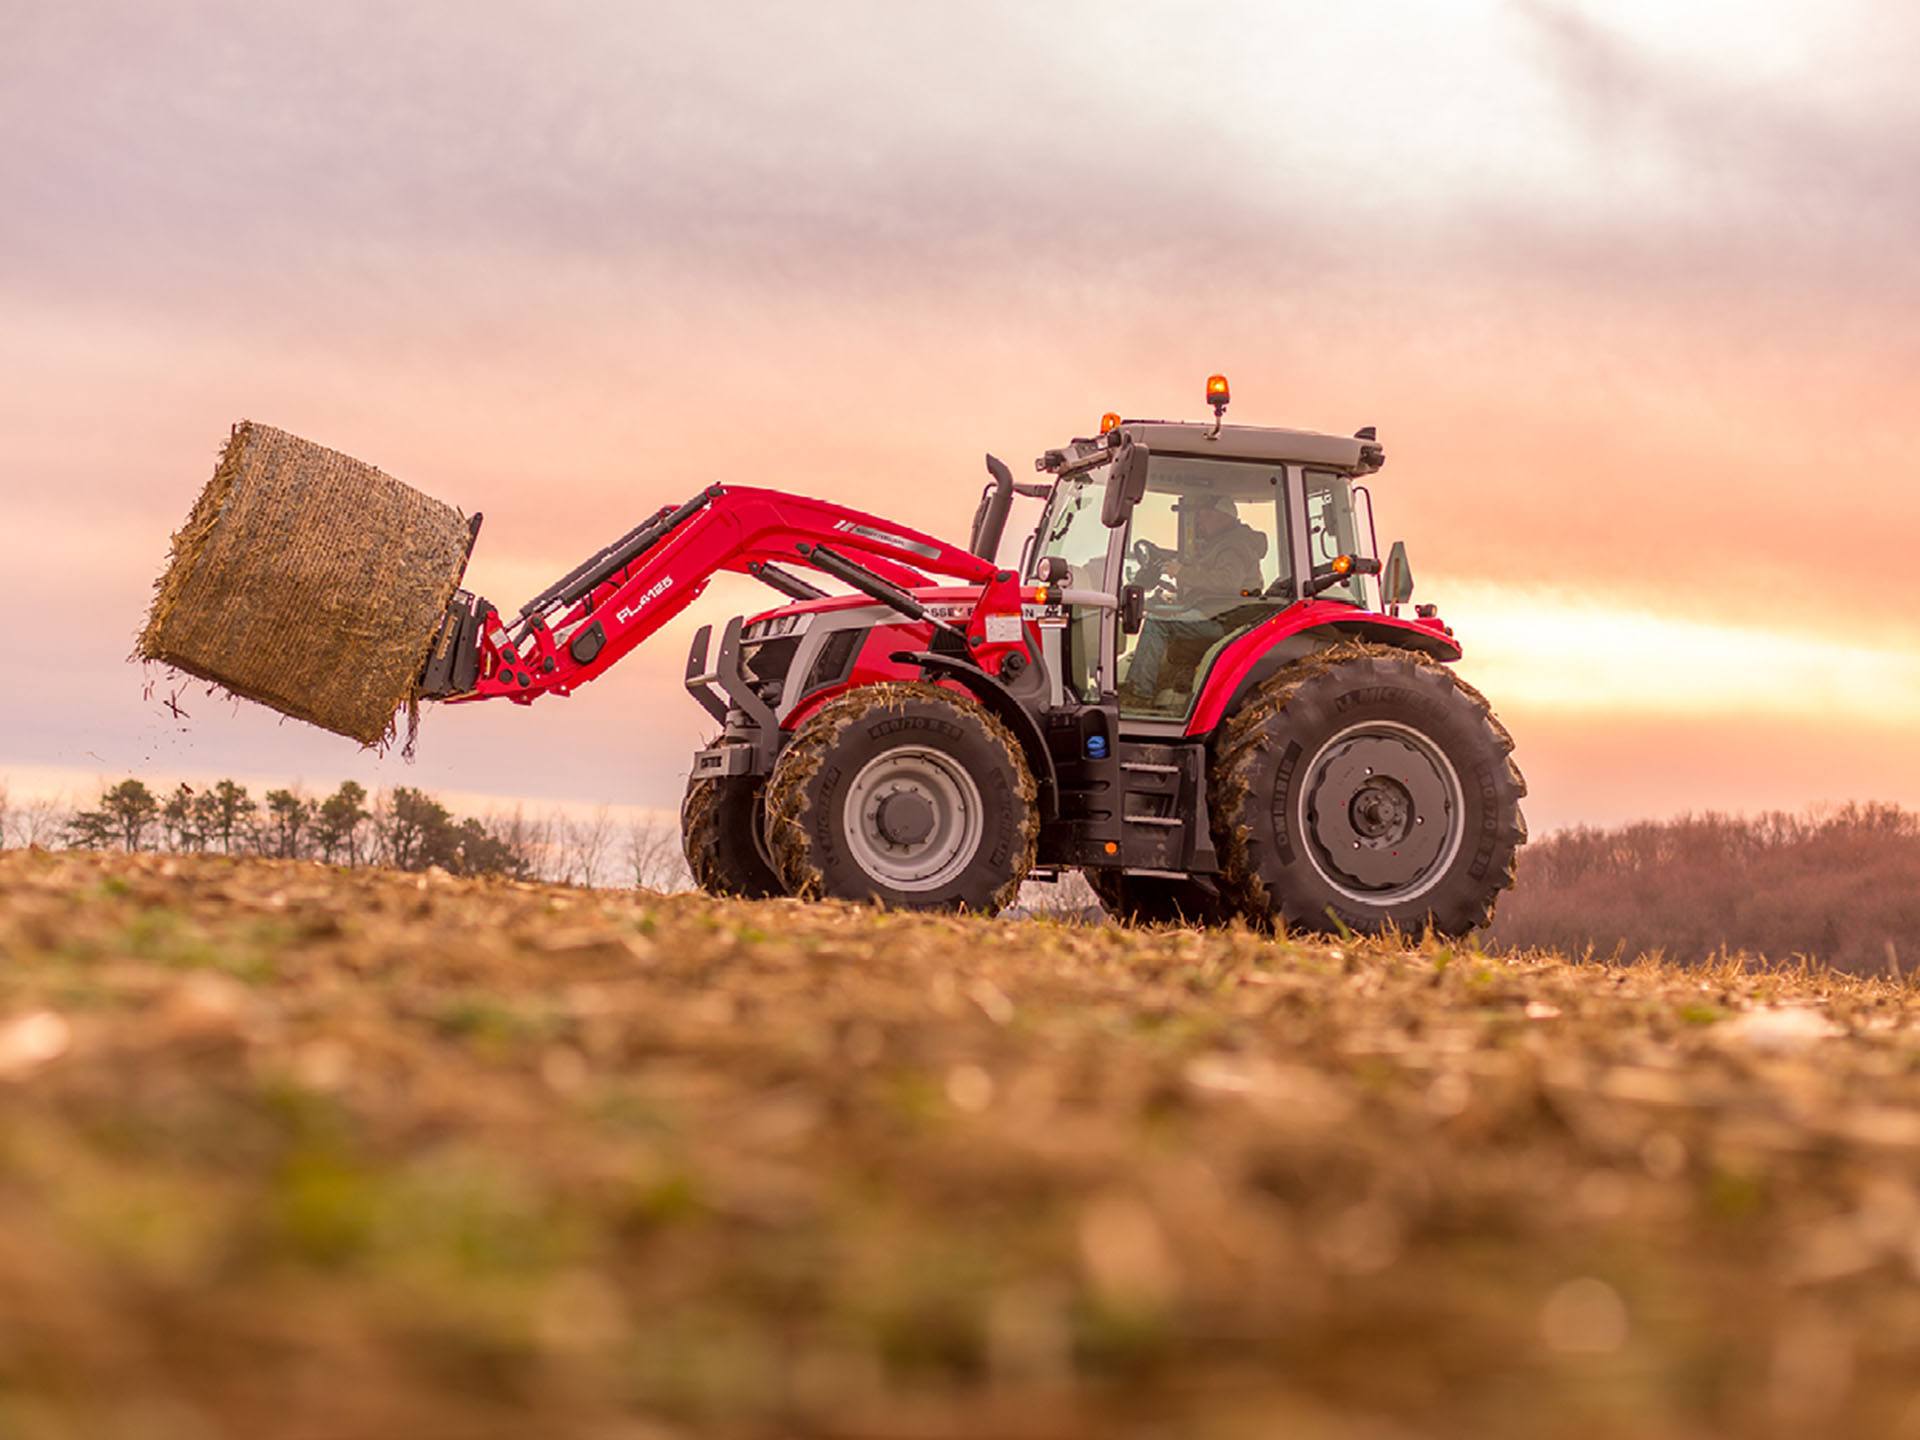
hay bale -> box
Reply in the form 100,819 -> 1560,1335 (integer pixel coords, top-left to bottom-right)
139,422 -> 474,745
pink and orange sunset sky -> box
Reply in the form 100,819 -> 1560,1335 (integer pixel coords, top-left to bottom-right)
3,1 -> 1916,832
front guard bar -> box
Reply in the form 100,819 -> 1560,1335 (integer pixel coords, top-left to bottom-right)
685,617 -> 781,769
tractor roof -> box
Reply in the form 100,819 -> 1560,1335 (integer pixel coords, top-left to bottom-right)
1066,420 -> 1382,474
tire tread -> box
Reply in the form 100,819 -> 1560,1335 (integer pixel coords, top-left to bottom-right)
1209,641 -> 1527,936
765,683 -> 1037,913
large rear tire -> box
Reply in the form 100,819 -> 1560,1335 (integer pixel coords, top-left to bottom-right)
1085,870 -> 1231,928
1210,644 -> 1526,937
681,759 -> 785,899
765,683 -> 1036,914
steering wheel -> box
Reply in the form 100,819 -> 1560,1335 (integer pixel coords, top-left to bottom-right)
1129,538 -> 1175,593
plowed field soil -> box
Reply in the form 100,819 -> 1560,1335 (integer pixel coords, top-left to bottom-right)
2,850 -> 1918,1439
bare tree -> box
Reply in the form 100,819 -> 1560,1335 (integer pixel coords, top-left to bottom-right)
11,793 -> 70,849
487,807 -> 553,880
556,805 -> 615,888
0,779 -> 9,850
626,814 -> 690,893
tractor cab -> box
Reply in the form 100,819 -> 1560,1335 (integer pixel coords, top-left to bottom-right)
1025,382 -> 1390,727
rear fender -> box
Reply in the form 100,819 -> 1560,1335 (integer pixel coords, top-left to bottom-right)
1185,606 -> 1462,736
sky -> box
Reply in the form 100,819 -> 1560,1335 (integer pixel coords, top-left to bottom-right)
2,0 -> 1916,833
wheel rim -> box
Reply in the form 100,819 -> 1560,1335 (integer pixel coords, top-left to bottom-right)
1296,720 -> 1465,905
843,746 -> 985,892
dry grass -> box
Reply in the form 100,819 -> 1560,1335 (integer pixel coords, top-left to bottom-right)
2,850 -> 1918,1439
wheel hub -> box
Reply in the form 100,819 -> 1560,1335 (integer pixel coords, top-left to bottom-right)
875,790 -> 936,847
843,747 -> 985,892
1301,725 -> 1462,899
1349,776 -> 1412,841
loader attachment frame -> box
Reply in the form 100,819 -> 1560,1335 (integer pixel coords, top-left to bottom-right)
423,484 -> 1018,708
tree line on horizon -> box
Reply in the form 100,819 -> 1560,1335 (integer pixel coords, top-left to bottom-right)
0,776 -> 689,892
1487,801 -> 1920,977
6,779 -> 1918,972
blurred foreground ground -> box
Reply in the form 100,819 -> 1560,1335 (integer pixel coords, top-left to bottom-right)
2,851 -> 1918,1439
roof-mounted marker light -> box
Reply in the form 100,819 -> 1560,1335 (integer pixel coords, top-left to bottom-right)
1100,412 -> 1122,435
1204,373 -> 1230,440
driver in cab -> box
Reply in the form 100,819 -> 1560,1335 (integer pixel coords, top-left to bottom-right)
1120,492 -> 1266,709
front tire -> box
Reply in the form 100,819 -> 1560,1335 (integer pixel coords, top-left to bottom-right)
765,683 -> 1036,913
682,760 -> 785,899
1210,644 -> 1526,937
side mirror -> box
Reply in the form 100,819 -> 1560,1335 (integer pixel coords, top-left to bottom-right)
1101,440 -> 1150,529
1382,540 -> 1415,608
1121,583 -> 1145,635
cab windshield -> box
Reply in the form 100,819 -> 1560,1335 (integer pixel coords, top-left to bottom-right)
1029,463 -> 1111,591
1029,463 -> 1113,701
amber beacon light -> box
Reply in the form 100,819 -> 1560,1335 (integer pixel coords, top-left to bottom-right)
1205,373 -> 1231,416
1099,411 -> 1122,434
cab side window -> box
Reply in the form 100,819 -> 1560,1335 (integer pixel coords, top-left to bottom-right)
1114,459 -> 1290,718
1305,470 -> 1366,607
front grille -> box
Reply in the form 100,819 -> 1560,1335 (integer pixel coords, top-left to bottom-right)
741,636 -> 799,702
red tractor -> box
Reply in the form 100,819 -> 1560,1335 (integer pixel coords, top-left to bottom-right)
422,378 -> 1526,934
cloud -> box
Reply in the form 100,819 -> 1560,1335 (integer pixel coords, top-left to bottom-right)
5,1 -> 1919,825
1445,578 -> 1920,721
9,0 -> 1911,340
1501,0 -> 1920,300
0,2 -> 1326,316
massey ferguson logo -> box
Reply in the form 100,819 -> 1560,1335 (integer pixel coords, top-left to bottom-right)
832,519 -> 941,560
615,575 -> 674,623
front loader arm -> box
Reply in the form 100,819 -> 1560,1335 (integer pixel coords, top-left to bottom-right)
431,484 -> 1002,706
